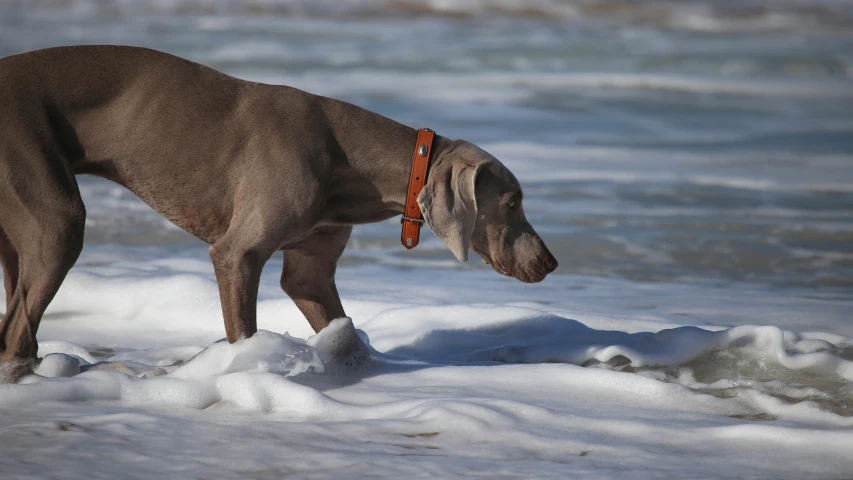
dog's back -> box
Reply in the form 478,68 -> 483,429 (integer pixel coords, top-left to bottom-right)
0,46 -> 324,242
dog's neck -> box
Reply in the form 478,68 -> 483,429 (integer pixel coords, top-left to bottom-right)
318,97 -> 455,225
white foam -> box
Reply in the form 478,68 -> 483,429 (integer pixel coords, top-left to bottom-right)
33,354 -> 82,378
2,321 -> 381,411
2,330 -> 324,409
9,303 -> 849,422
362,305 -> 853,383
169,330 -> 322,379
307,317 -> 373,374
38,340 -> 97,364
1,253 -> 852,478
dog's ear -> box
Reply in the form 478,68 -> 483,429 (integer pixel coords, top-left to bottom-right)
417,161 -> 481,262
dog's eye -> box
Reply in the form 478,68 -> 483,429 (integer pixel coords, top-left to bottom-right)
505,194 -> 521,211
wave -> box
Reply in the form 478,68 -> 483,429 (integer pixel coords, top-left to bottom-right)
2,307 -> 851,426
245,70 -> 853,100
4,0 -> 852,34
369,306 -> 853,422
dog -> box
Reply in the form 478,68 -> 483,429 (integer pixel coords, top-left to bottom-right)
0,45 -> 557,378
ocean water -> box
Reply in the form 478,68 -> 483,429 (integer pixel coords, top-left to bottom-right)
2,0 -> 851,288
1,2 -> 852,479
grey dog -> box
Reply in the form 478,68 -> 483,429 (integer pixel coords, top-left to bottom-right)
0,46 -> 557,377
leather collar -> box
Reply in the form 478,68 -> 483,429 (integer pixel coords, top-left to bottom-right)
401,128 -> 435,249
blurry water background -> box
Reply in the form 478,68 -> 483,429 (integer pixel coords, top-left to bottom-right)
1,0 -> 852,291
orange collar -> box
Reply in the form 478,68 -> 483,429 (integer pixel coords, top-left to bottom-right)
401,128 -> 435,249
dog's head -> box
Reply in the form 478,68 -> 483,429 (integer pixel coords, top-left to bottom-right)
418,141 -> 558,283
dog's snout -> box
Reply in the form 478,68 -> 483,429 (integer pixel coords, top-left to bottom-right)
531,235 -> 558,274
543,255 -> 558,273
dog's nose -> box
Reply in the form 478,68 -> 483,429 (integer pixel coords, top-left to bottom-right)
543,256 -> 558,273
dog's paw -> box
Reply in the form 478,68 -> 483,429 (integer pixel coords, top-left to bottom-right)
308,317 -> 373,375
0,357 -> 36,384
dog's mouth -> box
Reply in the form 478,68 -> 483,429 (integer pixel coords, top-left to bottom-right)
494,261 -> 510,276
474,248 -> 513,278
475,249 -> 550,283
